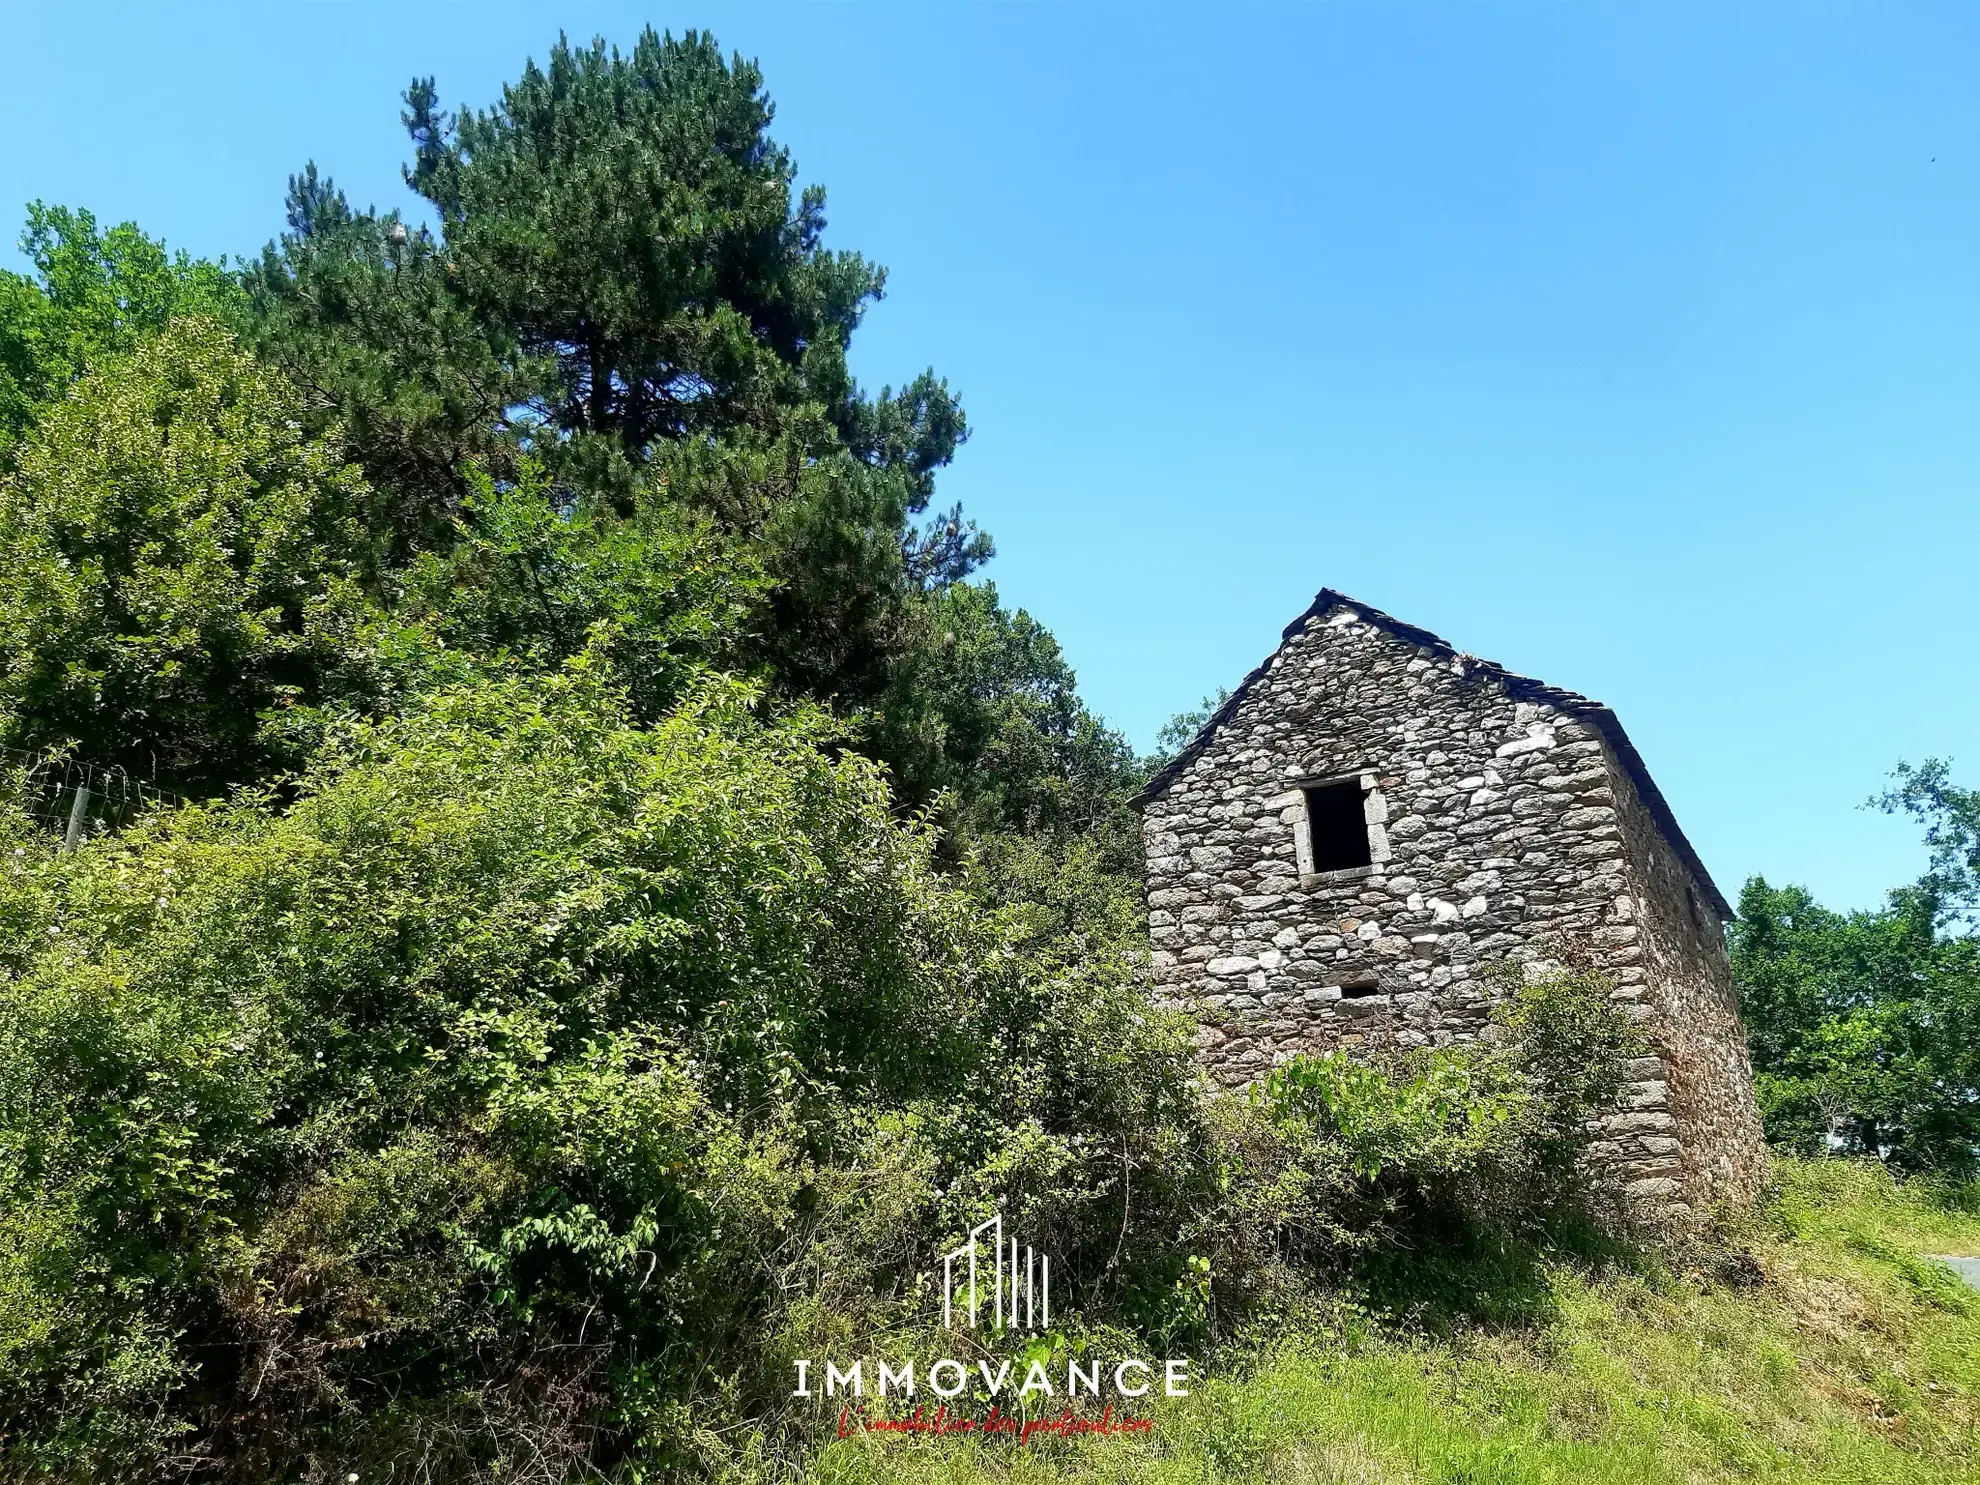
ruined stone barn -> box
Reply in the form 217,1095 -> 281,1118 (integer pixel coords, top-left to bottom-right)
1132,590 -> 1767,1221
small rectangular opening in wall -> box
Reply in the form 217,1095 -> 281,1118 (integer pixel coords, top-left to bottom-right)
1339,973 -> 1382,999
1304,779 -> 1373,873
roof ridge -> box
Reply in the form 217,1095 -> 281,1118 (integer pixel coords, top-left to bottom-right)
1131,588 -> 1731,920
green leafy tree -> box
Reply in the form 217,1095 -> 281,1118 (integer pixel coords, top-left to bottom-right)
1155,686 -> 1233,760
868,580 -> 1144,843
0,204 -> 240,452
0,317 -> 392,792
1877,758 -> 1980,929
1732,767 -> 1980,1172
396,455 -> 768,724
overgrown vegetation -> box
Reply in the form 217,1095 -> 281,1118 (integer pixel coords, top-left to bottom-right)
0,662 -> 1642,1478
0,19 -> 1973,1483
806,1158 -> 1980,1485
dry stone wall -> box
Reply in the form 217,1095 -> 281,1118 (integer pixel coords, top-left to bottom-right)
1604,754 -> 1769,1211
1139,600 -> 1767,1225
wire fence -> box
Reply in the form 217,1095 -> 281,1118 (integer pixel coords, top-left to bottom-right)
2,745 -> 186,851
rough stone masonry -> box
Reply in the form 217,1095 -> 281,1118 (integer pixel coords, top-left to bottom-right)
1133,590 -> 1767,1225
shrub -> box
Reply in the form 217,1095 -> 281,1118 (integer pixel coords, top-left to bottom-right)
0,659 -> 1648,1478
0,659 -> 1208,1479
1252,965 -> 1642,1249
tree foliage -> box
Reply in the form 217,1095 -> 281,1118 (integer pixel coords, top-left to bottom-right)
241,163 -> 530,553
1876,758 -> 1980,930
0,317 -> 391,792
0,24 -> 1661,1479
402,31 -> 870,457
1733,762 -> 1980,1174
869,580 -> 1145,845
393,456 -> 766,726
244,28 -> 988,734
0,204 -> 239,454
1154,686 -> 1233,761
10,16 -> 1100,833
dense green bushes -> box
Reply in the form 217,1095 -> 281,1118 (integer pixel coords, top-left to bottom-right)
1253,966 -> 1641,1250
0,317 -> 393,792
0,663 -> 1077,1470
0,659 -> 1185,1476
0,660 -> 1640,1480
0,25 -> 1666,1480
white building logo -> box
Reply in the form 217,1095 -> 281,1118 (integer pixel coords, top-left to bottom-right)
941,1214 -> 1049,1331
791,1217 -> 1192,1413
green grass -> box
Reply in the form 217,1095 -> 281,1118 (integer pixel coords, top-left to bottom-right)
793,1158 -> 1980,1485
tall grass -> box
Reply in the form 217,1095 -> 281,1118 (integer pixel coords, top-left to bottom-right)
792,1157 -> 1980,1485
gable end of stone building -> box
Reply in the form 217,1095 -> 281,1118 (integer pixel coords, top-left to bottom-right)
1136,589 -> 1767,1226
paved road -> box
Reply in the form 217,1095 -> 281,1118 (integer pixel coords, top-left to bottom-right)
1924,1255 -> 1980,1290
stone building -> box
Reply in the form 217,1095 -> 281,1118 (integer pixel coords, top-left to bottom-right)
1133,590 -> 1766,1223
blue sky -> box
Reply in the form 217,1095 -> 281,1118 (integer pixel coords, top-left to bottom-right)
4,3 -> 1975,912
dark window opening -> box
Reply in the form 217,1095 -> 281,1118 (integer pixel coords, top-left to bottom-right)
1685,885 -> 1700,928
1304,779 -> 1373,873
1339,972 -> 1382,999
